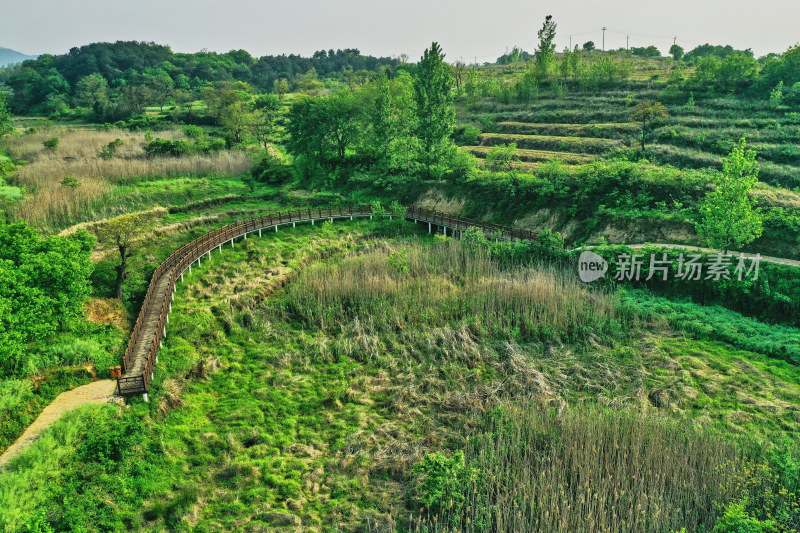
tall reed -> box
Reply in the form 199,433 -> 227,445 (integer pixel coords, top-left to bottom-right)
409,400 -> 755,533
280,240 -> 634,343
2,128 -> 251,229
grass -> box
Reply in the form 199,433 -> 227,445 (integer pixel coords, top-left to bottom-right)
496,121 -> 639,138
465,145 -> 595,164
1,128 -> 251,230
3,228 -> 799,531
479,132 -> 623,154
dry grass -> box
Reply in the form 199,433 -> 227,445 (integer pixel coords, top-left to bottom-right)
2,128 -> 251,229
282,240 -> 632,343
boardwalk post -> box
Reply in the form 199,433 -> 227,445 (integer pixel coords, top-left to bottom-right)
231,239 -> 234,248
259,228 -> 262,237
180,272 -> 184,282
293,222 -> 296,228
428,223 -> 432,234
218,244 -> 222,253
143,393 -> 149,402
189,264 -> 192,274
275,225 -> 278,232
312,219 -> 314,225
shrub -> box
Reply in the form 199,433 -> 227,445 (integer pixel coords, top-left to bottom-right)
42,137 -> 59,151
182,125 -> 204,138
251,152 -> 293,184
410,451 -> 477,517
142,138 -> 192,157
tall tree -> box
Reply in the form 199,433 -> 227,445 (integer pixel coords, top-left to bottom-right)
144,69 -> 175,112
93,211 -> 161,300
273,78 -> 289,99
535,15 -> 558,79
669,44 -> 685,61
630,101 -> 668,151
413,42 -> 455,161
249,94 -> 281,148
0,92 -> 12,137
696,139 -> 763,253
74,73 -> 109,110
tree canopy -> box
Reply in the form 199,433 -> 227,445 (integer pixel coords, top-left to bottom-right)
0,222 -> 94,376
696,139 -> 763,252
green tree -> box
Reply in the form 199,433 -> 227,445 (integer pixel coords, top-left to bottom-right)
413,42 -> 455,170
144,69 -> 174,112
363,74 -> 416,168
535,15 -> 558,79
696,139 -> 763,252
273,78 -> 289,99
583,41 -> 596,52
486,142 -> 518,171
669,44 -> 685,61
0,92 -> 13,137
717,52 -> 758,92
630,100 -> 668,151
249,94 -> 281,148
0,222 -> 93,375
286,92 -> 361,168
93,211 -> 161,300
74,73 -> 109,113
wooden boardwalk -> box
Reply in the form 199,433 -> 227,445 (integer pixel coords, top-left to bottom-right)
116,205 -> 543,399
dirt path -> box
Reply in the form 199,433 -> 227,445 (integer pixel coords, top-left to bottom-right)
0,380 -> 119,470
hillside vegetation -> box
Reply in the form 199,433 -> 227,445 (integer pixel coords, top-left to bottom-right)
1,29 -> 800,532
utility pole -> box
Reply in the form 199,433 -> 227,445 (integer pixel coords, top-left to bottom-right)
569,35 -> 572,50
627,35 -> 629,51
602,27 -> 607,51
673,36 -> 677,46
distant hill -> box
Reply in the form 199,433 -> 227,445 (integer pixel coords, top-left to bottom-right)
0,47 -> 38,67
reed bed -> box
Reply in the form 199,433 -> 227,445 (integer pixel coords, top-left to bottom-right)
2,128 -> 251,229
409,400 -> 754,533
280,240 -> 634,343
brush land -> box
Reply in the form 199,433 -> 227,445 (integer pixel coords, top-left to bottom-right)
0,34 -> 799,532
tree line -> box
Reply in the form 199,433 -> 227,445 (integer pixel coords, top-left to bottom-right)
0,41 -> 398,120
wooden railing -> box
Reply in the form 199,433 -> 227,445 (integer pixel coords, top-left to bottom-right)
117,205 -> 539,396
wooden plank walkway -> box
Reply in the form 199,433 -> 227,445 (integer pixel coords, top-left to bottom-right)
115,205 -> 543,398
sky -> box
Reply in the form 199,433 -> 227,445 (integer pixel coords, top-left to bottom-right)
1,0 -> 798,62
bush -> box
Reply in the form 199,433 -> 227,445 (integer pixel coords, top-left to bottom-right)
251,152 -> 293,184
410,451 -> 477,517
182,125 -> 204,138
142,138 -> 192,158
42,137 -> 59,151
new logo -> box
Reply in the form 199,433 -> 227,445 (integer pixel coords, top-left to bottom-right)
578,251 -> 608,283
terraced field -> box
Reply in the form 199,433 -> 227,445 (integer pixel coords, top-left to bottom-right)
458,90 -> 800,188
478,132 -> 623,154
496,121 -> 638,138
465,145 -> 594,165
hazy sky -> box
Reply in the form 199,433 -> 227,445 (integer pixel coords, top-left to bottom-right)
1,0 -> 798,61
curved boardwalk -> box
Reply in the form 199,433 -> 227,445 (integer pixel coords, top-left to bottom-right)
118,204 -> 800,400
117,205 -> 542,399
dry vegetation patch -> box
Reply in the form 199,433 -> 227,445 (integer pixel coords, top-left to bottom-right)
2,128 -> 250,228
